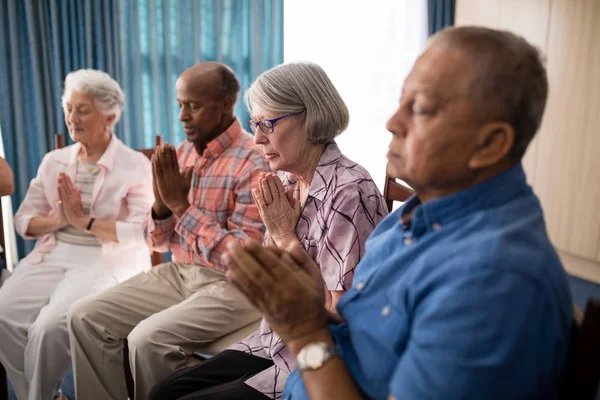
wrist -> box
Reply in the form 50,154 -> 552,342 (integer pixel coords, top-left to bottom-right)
287,326 -> 333,357
272,234 -> 299,251
171,200 -> 190,218
152,202 -> 172,219
54,215 -> 67,230
75,216 -> 89,231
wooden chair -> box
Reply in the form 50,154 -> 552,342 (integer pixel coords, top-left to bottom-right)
382,174 -> 414,212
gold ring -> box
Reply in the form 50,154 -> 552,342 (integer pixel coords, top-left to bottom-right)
57,200 -> 63,205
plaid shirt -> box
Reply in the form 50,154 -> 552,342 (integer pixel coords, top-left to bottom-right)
145,120 -> 269,272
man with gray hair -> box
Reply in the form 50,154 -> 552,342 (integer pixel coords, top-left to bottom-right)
215,26 -> 573,400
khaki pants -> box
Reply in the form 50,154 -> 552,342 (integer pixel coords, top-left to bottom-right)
67,262 -> 260,400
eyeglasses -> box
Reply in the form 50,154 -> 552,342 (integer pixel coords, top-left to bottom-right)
248,112 -> 302,134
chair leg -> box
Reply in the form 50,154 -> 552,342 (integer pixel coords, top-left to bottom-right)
0,362 -> 8,400
123,340 -> 135,399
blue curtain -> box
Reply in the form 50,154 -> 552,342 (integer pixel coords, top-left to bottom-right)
0,0 -> 283,259
0,0 -> 121,257
118,0 -> 284,148
428,0 -> 455,36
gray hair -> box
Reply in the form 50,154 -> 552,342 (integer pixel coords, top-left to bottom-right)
244,61 -> 349,144
430,26 -> 548,160
61,69 -> 125,129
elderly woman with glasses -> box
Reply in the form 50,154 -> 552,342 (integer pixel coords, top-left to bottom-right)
0,69 -> 153,400
149,61 -> 388,400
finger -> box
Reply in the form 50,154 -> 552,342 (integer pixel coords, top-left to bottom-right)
152,154 -> 161,178
166,145 -> 178,171
244,242 -> 296,279
285,241 -> 320,278
226,270 -> 265,311
261,178 -> 273,204
274,176 -> 288,203
65,175 -> 76,191
161,145 -> 172,172
258,176 -> 268,202
224,243 -> 276,295
286,188 -> 298,208
58,185 -> 67,203
157,144 -> 167,167
266,175 -> 280,204
252,188 -> 268,211
184,167 -> 194,183
62,178 -> 72,197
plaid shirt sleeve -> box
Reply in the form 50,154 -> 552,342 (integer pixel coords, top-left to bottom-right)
145,213 -> 177,253
174,161 -> 266,272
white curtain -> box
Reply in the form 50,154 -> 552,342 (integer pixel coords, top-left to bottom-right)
284,0 -> 428,193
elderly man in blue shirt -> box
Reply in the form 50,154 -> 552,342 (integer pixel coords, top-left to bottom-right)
223,26 -> 573,400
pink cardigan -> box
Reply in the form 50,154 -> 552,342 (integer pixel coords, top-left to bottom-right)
14,136 -> 154,281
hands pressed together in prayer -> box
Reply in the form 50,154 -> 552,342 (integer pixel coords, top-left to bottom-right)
252,172 -> 301,251
224,240 -> 332,354
57,173 -> 87,231
151,143 -> 193,219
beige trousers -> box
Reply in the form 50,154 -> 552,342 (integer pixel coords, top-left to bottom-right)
0,241 -> 117,400
67,262 -> 260,400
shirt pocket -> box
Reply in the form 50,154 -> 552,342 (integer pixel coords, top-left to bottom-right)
353,288 -> 410,387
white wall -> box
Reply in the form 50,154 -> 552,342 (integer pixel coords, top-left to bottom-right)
284,0 -> 428,190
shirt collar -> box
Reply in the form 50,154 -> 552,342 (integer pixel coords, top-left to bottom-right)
402,163 -> 531,237
202,119 -> 243,159
279,142 -> 343,203
66,134 -> 121,171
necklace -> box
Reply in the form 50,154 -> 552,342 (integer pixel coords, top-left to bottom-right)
77,154 -> 99,173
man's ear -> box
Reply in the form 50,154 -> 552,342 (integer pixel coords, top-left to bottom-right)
221,95 -> 234,115
468,121 -> 515,169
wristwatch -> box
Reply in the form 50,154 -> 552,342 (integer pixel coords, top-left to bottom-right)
296,342 -> 340,372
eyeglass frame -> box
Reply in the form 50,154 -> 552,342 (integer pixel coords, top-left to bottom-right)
248,112 -> 303,134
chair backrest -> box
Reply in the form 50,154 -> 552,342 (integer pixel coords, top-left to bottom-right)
54,134 -> 164,266
382,174 -> 415,212
561,299 -> 600,400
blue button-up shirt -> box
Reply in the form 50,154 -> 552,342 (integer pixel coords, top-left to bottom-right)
283,164 -> 572,400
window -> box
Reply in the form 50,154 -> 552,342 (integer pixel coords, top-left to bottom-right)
284,0 -> 428,191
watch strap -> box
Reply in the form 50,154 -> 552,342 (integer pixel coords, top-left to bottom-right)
84,217 -> 96,234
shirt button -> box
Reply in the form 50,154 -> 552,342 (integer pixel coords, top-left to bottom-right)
356,282 -> 365,291
404,237 -> 413,245
433,223 -> 442,231
381,306 -> 391,317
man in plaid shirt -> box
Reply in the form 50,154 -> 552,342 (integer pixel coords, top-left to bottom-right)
68,62 -> 270,400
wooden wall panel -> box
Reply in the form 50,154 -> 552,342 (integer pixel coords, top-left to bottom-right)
497,0 -> 552,187
456,0 -> 551,186
534,0 -> 600,260
456,0 -> 502,29
456,0 -> 600,263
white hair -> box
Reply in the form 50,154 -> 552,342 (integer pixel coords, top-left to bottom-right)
61,69 -> 125,129
244,61 -> 349,144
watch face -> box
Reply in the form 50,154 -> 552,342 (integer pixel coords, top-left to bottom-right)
305,345 -> 325,368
